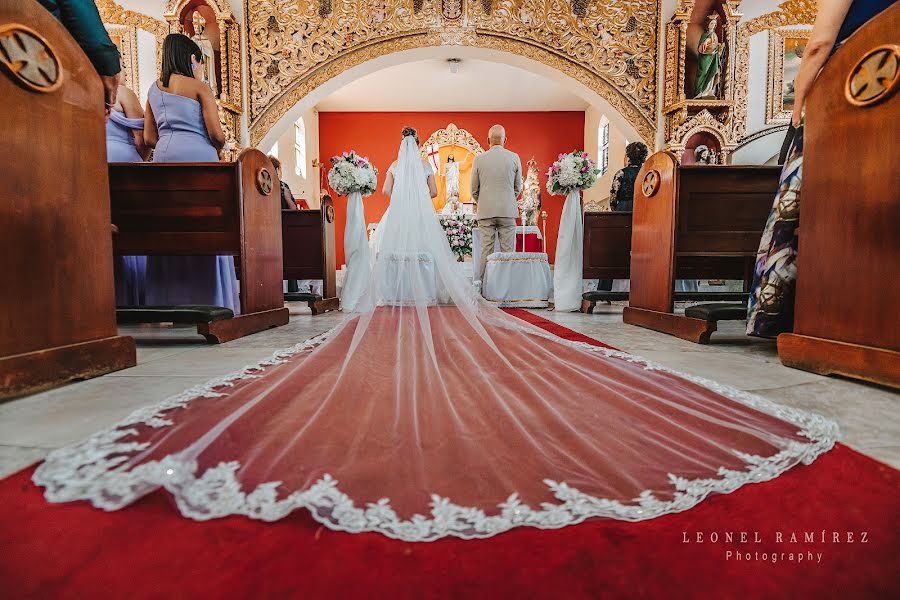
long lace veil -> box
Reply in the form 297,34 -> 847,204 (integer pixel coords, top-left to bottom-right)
33,135 -> 838,542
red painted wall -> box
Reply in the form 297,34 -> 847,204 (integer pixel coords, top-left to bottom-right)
318,111 -> 585,266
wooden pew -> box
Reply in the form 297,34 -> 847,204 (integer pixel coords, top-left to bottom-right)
109,149 -> 289,343
0,0 -> 136,399
580,212 -> 632,311
778,4 -> 899,388
623,152 -> 781,343
282,195 -> 340,314
580,210 -> 754,314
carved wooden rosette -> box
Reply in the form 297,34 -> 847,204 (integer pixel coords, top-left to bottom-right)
164,0 -> 244,158
662,0 -> 742,163
245,0 -> 660,147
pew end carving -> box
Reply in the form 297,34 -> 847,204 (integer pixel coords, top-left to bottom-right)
623,151 -> 781,342
777,4 -> 900,388
0,0 -> 136,399
109,149 -> 289,343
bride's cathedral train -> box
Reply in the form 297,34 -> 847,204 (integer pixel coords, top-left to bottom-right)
34,129 -> 839,542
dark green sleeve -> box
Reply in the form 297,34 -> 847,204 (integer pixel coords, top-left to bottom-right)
38,0 -> 121,76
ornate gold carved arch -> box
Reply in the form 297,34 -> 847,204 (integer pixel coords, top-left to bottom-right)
420,123 -> 485,159
164,0 -> 235,21
96,0 -> 168,39
733,0 -> 816,141
245,0 -> 661,146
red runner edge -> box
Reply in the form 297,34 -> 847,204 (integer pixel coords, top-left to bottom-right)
1,311 -> 897,599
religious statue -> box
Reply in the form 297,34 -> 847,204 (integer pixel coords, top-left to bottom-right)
518,158 -> 541,226
442,154 -> 460,203
191,12 -> 218,96
694,144 -> 717,165
692,14 -> 725,99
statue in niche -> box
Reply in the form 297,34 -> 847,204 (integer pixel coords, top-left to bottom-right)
518,158 -> 541,226
191,11 -> 218,96
692,13 -> 726,99
442,154 -> 460,203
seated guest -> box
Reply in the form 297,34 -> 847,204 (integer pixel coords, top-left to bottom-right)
142,34 -> 240,313
747,0 -> 894,338
107,83 -> 148,306
268,155 -> 309,210
37,0 -> 121,116
609,142 -> 648,212
269,155 -> 304,293
598,141 -> 649,292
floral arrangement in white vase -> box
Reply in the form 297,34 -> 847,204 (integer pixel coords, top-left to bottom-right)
546,150 -> 601,195
439,213 -> 476,260
328,151 -> 378,196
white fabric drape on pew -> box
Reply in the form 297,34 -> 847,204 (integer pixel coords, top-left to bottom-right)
341,191 -> 371,311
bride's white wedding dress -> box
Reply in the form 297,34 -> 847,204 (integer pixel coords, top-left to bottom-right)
34,136 -> 838,542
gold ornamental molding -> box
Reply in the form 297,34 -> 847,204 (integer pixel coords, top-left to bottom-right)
105,25 -> 139,94
96,0 -> 168,39
245,0 -> 661,146
662,0 -> 742,161
164,0 -> 236,21
96,0 -> 167,78
420,123 -> 485,158
733,0 -> 816,140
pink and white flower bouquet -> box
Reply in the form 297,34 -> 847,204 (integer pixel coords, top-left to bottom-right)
546,150 -> 601,195
328,151 -> 378,197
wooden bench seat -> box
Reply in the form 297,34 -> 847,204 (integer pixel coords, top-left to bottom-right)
109,150 -> 290,343
282,201 -> 340,315
622,152 -> 781,343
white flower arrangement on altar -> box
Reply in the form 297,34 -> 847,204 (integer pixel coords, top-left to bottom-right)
327,151 -> 378,196
439,213 -> 476,260
546,150 -> 601,195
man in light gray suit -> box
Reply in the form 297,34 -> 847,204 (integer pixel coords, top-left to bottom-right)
470,125 -> 523,285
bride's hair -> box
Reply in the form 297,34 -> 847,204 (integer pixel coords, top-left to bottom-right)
401,126 -> 419,143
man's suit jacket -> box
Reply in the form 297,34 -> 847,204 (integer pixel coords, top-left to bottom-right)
471,146 -> 523,219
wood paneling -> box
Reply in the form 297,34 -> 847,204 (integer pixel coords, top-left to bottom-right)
0,0 -> 135,398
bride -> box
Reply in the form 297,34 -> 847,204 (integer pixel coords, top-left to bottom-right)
34,128 -> 837,542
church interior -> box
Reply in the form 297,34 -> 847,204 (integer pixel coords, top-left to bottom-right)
1,0 -> 898,597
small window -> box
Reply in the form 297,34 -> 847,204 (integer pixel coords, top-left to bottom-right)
294,118 -> 306,178
598,117 -> 610,175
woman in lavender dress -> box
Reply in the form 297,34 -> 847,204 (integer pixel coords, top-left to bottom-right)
143,34 -> 240,313
107,84 -> 149,306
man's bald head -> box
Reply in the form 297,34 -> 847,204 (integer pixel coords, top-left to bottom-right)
488,125 -> 506,146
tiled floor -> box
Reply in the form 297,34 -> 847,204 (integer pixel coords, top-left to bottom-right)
1,302 -> 897,478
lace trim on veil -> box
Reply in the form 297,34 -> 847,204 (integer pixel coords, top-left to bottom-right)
33,324 -> 839,542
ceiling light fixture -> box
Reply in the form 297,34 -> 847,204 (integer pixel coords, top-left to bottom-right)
448,58 -> 461,74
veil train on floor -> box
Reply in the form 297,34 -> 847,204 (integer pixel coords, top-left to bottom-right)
33,135 -> 838,542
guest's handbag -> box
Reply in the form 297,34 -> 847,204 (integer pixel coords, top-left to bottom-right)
778,124 -> 797,165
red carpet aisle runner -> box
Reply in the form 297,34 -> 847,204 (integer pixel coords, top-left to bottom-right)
1,309 -> 898,599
